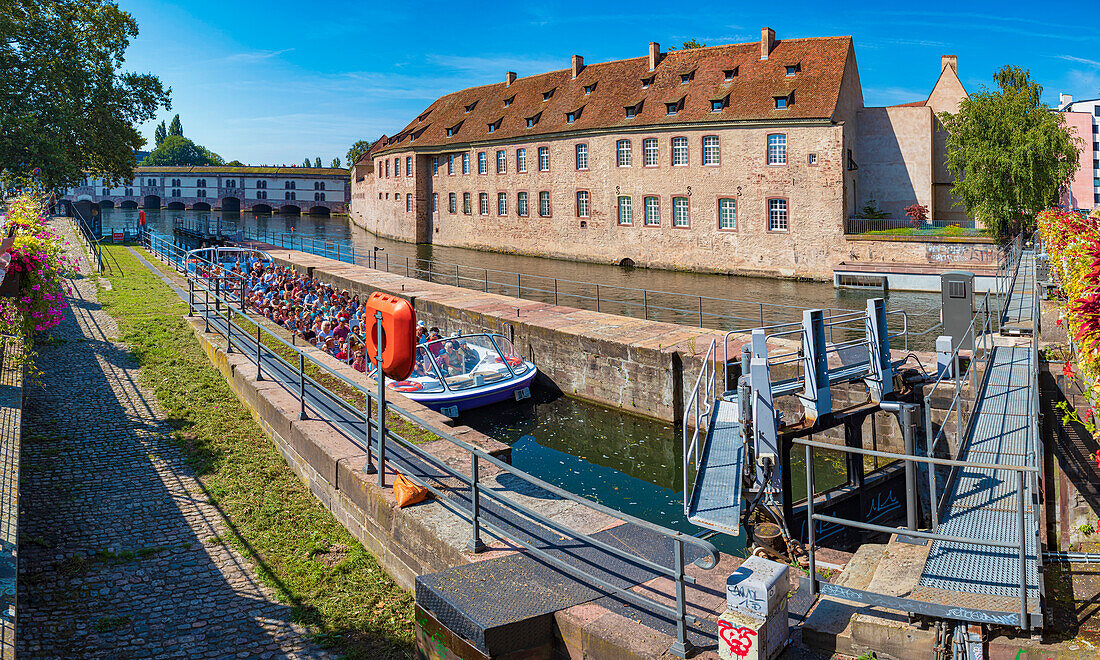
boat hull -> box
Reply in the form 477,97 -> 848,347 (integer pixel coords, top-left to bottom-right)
403,367 -> 538,413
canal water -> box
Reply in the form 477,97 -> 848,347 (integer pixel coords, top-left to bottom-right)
101,207 -> 912,550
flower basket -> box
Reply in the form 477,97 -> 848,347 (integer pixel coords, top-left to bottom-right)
0,269 -> 22,298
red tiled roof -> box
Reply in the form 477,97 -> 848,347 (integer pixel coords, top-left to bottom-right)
373,36 -> 854,155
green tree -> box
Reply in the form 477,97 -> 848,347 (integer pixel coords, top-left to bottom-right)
0,0 -> 170,190
303,158 -> 311,167
140,135 -> 217,166
154,120 -> 167,146
668,39 -> 706,50
225,159 -> 245,166
314,157 -> 322,168
331,157 -> 340,168
346,139 -> 373,167
168,113 -> 183,136
942,65 -> 1080,238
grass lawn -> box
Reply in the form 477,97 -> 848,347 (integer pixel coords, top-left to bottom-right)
860,225 -> 989,238
96,244 -> 416,659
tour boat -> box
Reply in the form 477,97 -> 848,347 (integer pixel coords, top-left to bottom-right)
378,333 -> 537,416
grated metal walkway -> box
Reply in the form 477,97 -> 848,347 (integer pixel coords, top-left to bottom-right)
1001,251 -> 1035,335
687,398 -> 744,536
918,250 -> 1041,617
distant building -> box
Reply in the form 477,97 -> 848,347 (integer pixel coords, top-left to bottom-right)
351,29 -> 972,280
1058,94 -> 1100,210
60,165 -> 350,215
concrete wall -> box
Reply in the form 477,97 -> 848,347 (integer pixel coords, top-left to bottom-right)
856,106 -> 933,221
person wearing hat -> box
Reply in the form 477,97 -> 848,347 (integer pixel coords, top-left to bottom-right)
416,320 -> 428,344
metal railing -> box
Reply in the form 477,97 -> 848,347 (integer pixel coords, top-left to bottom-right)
141,229 -> 720,658
238,226 -> 934,336
682,338 -> 719,517
845,217 -> 987,238
67,206 -> 103,273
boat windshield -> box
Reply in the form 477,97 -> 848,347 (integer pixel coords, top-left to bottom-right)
415,334 -> 522,392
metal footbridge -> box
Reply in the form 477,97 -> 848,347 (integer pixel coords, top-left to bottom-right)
683,236 -> 1045,632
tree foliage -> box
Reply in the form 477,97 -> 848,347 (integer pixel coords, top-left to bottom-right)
314,157 -> 322,168
346,140 -> 373,167
941,65 -> 1080,238
168,113 -> 183,136
331,157 -> 341,168
0,0 -> 171,190
154,120 -> 167,146
668,39 -> 706,51
140,135 -> 218,167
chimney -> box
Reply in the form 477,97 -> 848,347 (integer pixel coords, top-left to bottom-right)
1060,93 -> 1073,108
505,71 -> 516,86
941,55 -> 957,73
648,42 -> 661,71
760,27 -> 775,60
572,55 -> 584,79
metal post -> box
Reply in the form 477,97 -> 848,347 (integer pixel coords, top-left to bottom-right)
759,303 -> 765,326
698,297 -> 704,327
485,269 -> 489,293
953,352 -> 962,440
926,404 -> 939,529
187,279 -> 194,317
406,256 -> 410,278
456,264 -> 460,286
806,443 -> 817,595
902,404 -> 917,531
553,279 -> 558,306
363,394 -> 376,474
1017,469 -> 1028,630
226,307 -> 232,353
214,277 -> 221,314
428,260 -> 432,282
669,537 -> 692,658
595,284 -> 600,313
643,290 -> 648,320
469,454 -> 486,553
299,352 -> 307,420
256,325 -> 263,380
375,310 -> 386,488
204,288 -> 210,333
517,273 -> 521,297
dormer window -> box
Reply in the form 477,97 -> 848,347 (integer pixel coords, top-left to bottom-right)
504,95 -> 514,107
446,121 -> 463,137
710,99 -> 724,113
525,112 -> 541,128
774,92 -> 793,109
641,76 -> 654,89
785,63 -> 801,76
565,106 -> 583,124
418,111 -> 430,122
723,68 -> 738,81
464,101 -> 478,113
625,104 -> 638,119
679,70 -> 695,84
542,88 -> 555,101
487,118 -> 502,133
583,83 -> 596,95
665,100 -> 682,116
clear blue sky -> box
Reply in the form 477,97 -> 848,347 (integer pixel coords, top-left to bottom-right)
121,0 -> 1100,165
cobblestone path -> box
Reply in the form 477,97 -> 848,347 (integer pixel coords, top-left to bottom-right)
18,221 -> 330,659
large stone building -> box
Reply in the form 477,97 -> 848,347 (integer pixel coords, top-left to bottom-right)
61,165 -> 350,215
1058,94 -> 1100,211
351,29 -> 971,279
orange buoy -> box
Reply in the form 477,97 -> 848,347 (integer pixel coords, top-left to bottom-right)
365,292 -> 417,380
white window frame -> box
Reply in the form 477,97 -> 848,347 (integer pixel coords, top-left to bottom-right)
644,196 -> 660,226
576,190 -> 590,218
702,136 -> 720,165
538,146 -> 550,171
575,143 -> 588,170
617,196 -> 632,225
617,140 -> 632,167
539,191 -> 551,217
517,191 -> 528,216
498,192 -> 508,216
671,137 -> 688,166
672,196 -> 689,227
768,198 -> 788,231
768,134 -> 787,165
479,192 -> 489,215
718,198 -> 736,230
517,148 -> 527,173
496,150 -> 506,174
478,152 -> 488,174
643,138 -> 659,166
461,153 -> 470,175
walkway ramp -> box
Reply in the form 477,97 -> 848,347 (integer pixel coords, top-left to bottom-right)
1001,250 -> 1035,335
686,397 -> 744,536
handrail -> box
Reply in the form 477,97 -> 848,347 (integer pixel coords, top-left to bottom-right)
682,339 -> 717,517
142,229 -> 718,657
240,226 -> 934,337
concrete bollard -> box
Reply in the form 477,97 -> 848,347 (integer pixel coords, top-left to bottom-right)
720,556 -> 790,660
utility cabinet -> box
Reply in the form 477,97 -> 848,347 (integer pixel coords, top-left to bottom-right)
941,271 -> 975,352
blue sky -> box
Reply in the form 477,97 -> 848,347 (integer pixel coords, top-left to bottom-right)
121,1 -> 1100,165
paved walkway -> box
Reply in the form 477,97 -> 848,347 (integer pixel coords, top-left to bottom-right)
17,221 -> 330,659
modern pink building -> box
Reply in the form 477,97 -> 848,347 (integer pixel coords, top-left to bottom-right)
1059,94 -> 1099,210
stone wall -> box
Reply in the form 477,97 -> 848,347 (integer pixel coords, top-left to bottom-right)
0,339 -> 25,660
856,106 -> 933,221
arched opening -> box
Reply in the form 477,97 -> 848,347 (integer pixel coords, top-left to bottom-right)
99,199 -> 115,209
308,205 -> 331,216
120,200 -> 139,209
279,205 -> 301,215
192,202 -> 212,211
166,201 -> 186,210
618,257 -> 635,269
251,204 -> 273,214
220,196 -> 241,212
72,200 -> 102,235
143,195 -> 161,209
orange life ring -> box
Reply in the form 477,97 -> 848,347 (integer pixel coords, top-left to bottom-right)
496,356 -> 523,367
365,292 -> 417,380
391,381 -> 423,392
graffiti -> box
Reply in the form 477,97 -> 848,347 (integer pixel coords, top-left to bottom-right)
926,243 -> 996,264
866,490 -> 901,522
727,583 -> 767,616
944,607 -> 1019,626
717,620 -> 757,659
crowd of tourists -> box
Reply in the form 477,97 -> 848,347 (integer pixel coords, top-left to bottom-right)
224,258 -> 451,375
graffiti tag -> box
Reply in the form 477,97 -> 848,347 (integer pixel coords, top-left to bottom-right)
727,583 -> 767,616
717,620 -> 757,659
